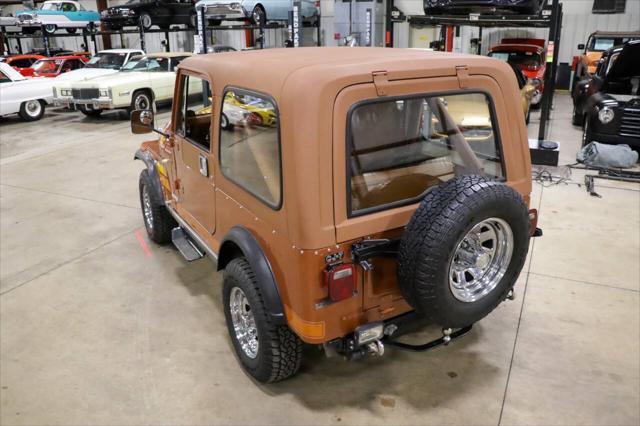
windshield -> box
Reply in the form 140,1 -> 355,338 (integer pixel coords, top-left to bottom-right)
488,50 -> 541,67
589,37 -> 637,52
604,47 -> 640,95
86,52 -> 127,69
32,59 -> 62,73
122,57 -> 169,72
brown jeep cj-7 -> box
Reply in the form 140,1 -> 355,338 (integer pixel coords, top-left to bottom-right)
131,47 -> 541,383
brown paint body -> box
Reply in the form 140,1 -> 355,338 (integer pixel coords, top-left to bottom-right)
139,47 -> 533,344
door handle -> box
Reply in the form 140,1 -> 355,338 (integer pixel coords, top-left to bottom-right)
199,154 -> 208,177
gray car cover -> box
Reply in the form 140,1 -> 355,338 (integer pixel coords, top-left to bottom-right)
577,142 -> 639,168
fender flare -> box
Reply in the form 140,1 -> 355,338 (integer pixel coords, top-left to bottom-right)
134,148 -> 164,203
217,226 -> 286,325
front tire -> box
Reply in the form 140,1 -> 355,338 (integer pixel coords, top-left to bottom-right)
572,105 -> 583,126
78,105 -> 102,117
251,5 -> 266,27
138,169 -> 176,244
581,119 -> 591,148
223,258 -> 303,383
43,24 -> 57,34
220,112 -> 233,130
19,100 -> 45,121
131,90 -> 154,113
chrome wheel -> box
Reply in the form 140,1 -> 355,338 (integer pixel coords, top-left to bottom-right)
142,184 -> 154,231
135,93 -> 151,111
449,217 -> 514,303
25,100 -> 42,117
44,24 -> 56,34
229,287 -> 259,359
220,113 -> 229,129
252,6 -> 265,26
140,13 -> 152,29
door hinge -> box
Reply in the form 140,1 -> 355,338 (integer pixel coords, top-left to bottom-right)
456,65 -> 469,89
372,71 -> 389,96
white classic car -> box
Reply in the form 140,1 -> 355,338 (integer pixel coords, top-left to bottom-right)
69,52 -> 193,116
0,62 -> 54,121
15,0 -> 100,34
52,49 -> 144,107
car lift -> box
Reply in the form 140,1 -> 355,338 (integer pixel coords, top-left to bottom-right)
385,0 -> 563,143
1,5 -> 321,57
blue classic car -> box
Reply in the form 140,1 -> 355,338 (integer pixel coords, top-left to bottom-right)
16,0 -> 100,34
196,0 -> 318,27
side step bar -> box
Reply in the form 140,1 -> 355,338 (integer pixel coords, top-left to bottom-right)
171,227 -> 204,262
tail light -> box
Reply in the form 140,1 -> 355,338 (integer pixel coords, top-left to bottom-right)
324,263 -> 357,302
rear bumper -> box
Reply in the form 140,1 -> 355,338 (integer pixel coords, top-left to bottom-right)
203,4 -> 249,20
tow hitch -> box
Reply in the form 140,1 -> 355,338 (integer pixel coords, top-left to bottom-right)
385,325 -> 473,352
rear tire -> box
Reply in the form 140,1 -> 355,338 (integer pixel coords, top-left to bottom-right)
223,258 -> 303,383
397,175 -> 530,328
138,169 -> 176,244
19,100 -> 45,121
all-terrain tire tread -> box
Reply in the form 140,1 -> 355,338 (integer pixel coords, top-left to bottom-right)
224,258 -> 303,383
397,175 -> 530,327
139,169 -> 176,244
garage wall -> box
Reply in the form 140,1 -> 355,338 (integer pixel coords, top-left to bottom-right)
398,0 -> 640,64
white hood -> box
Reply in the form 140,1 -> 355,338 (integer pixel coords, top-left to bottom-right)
54,67 -> 120,82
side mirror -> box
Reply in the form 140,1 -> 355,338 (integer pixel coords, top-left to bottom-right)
131,109 -> 154,134
577,43 -> 585,50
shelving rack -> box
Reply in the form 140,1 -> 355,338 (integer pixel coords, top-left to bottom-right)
393,0 -> 563,141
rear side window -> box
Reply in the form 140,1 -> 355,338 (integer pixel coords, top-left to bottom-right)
348,92 -> 503,215
219,88 -> 281,208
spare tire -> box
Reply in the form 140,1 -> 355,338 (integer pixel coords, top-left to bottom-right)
397,175 -> 530,328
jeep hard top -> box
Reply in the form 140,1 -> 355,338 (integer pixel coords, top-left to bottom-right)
132,47 -> 540,383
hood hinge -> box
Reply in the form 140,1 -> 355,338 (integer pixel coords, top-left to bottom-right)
372,71 -> 389,96
456,65 -> 469,89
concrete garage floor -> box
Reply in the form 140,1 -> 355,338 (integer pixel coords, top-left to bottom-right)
0,93 -> 638,426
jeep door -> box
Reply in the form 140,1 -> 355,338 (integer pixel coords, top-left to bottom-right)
172,71 -> 216,234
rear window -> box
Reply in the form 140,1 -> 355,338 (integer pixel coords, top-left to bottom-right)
348,92 -> 504,215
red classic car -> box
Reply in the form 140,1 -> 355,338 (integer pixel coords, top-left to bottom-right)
29,55 -> 88,77
488,38 -> 546,108
0,54 -> 46,77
